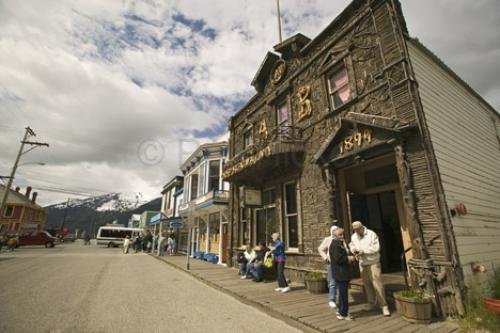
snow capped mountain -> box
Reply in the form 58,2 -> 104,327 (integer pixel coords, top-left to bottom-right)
44,193 -> 161,233
47,192 -> 147,212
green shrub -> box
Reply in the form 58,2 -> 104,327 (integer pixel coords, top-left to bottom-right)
459,273 -> 500,333
305,271 -> 325,281
397,289 -> 430,300
490,269 -> 500,299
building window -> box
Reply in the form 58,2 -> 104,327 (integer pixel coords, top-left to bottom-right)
208,160 -> 220,192
190,174 -> 198,200
243,126 -> 253,149
262,188 -> 276,206
240,207 -> 249,246
198,162 -> 206,196
327,63 -> 351,109
4,205 -> 14,218
284,182 -> 299,248
277,101 -> 290,138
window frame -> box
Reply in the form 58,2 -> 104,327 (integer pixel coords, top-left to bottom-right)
4,205 -> 14,218
283,181 -> 300,251
327,60 -> 352,109
243,125 -> 254,149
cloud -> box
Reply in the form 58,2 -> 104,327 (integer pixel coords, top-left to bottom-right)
0,0 -> 498,205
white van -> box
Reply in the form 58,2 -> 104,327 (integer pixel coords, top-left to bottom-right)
96,226 -> 143,247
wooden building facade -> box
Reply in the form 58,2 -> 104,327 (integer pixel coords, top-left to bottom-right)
223,0 -> 500,317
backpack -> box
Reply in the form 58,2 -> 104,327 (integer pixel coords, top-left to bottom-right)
236,252 -> 246,264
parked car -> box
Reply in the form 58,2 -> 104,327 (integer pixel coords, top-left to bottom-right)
18,231 -> 57,248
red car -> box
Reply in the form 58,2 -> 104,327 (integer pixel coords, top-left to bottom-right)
18,231 -> 57,248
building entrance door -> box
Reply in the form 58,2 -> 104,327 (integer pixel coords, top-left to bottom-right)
340,155 -> 412,274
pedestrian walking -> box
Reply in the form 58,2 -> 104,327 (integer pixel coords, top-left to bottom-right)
318,224 -> 339,308
349,221 -> 390,316
123,235 -> 131,254
158,234 -> 166,256
134,235 -> 142,253
329,228 -> 355,320
270,232 -> 290,293
167,235 -> 174,256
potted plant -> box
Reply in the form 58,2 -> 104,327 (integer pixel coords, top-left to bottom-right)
394,289 -> 433,324
484,269 -> 500,315
305,271 -> 327,294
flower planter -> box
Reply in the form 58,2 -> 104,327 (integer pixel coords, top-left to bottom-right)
394,292 -> 433,324
484,298 -> 500,315
305,279 -> 327,294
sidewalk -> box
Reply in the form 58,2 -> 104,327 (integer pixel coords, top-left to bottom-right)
152,254 -> 459,333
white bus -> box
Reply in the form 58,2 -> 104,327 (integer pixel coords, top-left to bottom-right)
96,226 -> 143,247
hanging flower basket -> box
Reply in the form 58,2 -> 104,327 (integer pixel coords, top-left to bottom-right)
394,290 -> 433,324
305,272 -> 327,294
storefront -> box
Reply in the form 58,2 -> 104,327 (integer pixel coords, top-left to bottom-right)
224,0 -> 500,316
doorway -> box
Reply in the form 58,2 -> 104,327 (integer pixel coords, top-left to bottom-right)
255,207 -> 277,245
339,154 -> 412,274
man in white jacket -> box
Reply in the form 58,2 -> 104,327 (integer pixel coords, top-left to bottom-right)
317,224 -> 338,308
349,221 -> 390,316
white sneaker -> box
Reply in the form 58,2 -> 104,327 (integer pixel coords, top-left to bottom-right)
382,305 -> 391,316
281,286 -> 291,293
336,314 -> 353,320
241,276 -> 247,280
275,287 -> 282,291
328,301 -> 337,308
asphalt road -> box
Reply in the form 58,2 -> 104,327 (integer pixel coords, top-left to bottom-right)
0,241 -> 301,333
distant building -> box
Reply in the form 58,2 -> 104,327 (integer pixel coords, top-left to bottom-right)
179,142 -> 230,264
128,214 -> 141,228
0,185 -> 47,234
153,176 -> 185,251
140,210 -> 159,229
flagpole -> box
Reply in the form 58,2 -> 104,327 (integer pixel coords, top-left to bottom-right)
276,0 -> 283,43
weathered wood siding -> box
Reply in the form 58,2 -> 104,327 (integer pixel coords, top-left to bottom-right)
408,40 -> 500,286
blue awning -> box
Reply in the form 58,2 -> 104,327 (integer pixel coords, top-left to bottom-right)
149,213 -> 168,225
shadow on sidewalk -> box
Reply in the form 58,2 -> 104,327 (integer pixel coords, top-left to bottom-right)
151,254 -> 459,333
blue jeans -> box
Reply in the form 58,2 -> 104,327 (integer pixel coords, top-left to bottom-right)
249,262 -> 264,281
276,261 -> 288,288
327,264 -> 337,303
336,280 -> 349,317
239,262 -> 247,275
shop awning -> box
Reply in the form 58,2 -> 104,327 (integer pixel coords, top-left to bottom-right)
149,213 -> 168,225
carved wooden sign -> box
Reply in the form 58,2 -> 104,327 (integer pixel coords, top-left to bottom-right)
339,128 -> 373,154
272,60 -> 286,84
222,146 -> 272,179
297,85 -> 313,121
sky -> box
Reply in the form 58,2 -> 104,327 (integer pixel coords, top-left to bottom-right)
1,0 -> 499,206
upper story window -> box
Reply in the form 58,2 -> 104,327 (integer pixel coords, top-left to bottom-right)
327,63 -> 351,109
190,174 -> 199,201
208,160 -> 220,192
277,101 -> 290,138
4,205 -> 14,218
243,126 -> 253,149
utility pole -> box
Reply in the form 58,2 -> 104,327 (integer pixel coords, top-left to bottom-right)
0,127 -> 49,219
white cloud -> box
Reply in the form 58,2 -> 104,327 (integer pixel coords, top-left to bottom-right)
0,0 -> 498,205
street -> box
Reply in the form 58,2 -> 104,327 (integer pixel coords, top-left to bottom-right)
0,242 -> 302,333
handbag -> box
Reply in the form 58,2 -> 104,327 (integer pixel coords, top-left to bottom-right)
264,256 -> 273,268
